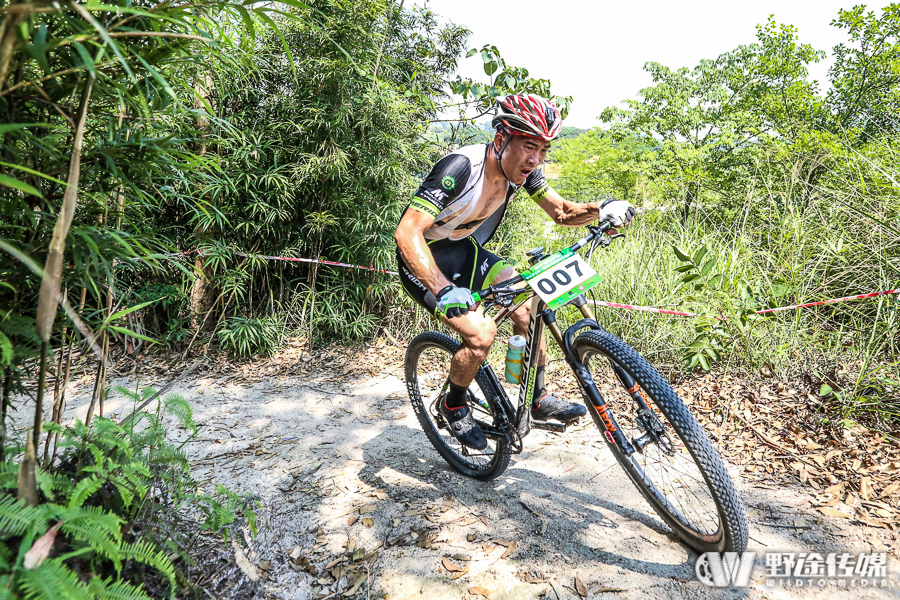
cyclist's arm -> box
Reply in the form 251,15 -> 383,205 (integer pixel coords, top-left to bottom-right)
395,210 -> 453,295
535,187 -> 600,227
522,168 -> 599,227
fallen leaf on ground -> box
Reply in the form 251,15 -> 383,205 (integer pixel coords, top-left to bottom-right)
362,518 -> 374,528
467,533 -> 477,542
258,559 -> 273,572
289,555 -> 317,575
575,574 -> 587,597
358,504 -> 376,514
348,516 -> 359,526
344,572 -> 367,596
469,586 -> 490,598
231,539 -> 260,582
442,557 -> 466,572
501,541 -> 518,559
819,507 -> 852,519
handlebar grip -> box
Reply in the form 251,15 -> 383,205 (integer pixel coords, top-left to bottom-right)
471,290 -> 483,304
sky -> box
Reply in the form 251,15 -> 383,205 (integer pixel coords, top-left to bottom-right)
412,0 -> 893,129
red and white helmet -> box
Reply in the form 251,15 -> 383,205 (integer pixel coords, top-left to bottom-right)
492,94 -> 562,141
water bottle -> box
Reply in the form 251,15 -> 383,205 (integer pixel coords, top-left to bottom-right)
505,335 -> 526,384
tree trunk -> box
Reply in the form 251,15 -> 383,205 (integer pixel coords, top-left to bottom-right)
189,72 -> 217,329
0,0 -> 24,92
34,74 -> 94,443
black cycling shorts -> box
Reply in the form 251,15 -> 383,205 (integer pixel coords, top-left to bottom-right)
396,237 -> 511,316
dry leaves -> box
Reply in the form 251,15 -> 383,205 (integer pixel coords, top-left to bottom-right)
441,556 -> 469,580
469,586 -> 490,598
495,539 -> 518,559
674,371 -> 900,534
574,573 -> 587,597
23,522 -> 62,569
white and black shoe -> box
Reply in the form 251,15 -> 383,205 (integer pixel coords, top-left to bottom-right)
438,399 -> 487,450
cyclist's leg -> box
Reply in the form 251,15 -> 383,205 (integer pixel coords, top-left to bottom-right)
489,263 -> 586,422
397,238 -> 497,448
397,239 -> 497,390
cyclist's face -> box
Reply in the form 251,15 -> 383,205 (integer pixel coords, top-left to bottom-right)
499,135 -> 551,185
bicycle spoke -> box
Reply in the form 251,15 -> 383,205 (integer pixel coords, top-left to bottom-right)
413,344 -> 503,473
585,352 -> 722,537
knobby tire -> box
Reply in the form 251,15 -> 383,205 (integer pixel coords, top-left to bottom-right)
574,329 -> 749,553
405,331 -> 511,481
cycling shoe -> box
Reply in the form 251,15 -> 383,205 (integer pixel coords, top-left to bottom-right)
438,399 -> 487,450
531,393 -> 586,423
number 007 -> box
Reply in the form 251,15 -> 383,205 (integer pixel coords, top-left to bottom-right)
535,260 -> 583,295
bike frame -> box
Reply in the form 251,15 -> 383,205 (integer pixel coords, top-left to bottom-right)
475,269 -> 652,457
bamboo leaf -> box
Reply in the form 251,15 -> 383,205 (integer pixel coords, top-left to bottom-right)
106,300 -> 159,323
107,326 -> 158,345
0,162 -> 69,186
0,174 -> 41,197
70,2 -> 134,80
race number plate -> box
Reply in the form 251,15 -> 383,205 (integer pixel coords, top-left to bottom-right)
523,251 -> 602,310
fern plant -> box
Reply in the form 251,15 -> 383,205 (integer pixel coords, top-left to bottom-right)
0,389 -> 257,598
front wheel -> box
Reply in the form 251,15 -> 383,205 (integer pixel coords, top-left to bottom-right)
405,331 -> 511,481
575,330 -> 748,553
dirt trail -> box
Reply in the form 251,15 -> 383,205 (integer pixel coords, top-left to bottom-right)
34,349 -> 900,600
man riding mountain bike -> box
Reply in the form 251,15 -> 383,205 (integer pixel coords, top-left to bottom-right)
394,94 -> 636,450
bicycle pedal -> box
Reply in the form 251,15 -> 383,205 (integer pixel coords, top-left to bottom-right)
532,421 -> 567,433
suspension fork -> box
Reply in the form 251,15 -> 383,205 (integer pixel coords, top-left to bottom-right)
548,310 -> 636,456
609,362 -> 653,412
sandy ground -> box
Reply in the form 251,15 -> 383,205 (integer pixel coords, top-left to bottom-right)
20,358 -> 900,600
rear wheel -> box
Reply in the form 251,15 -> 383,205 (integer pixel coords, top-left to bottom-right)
575,330 -> 748,553
405,331 -> 511,481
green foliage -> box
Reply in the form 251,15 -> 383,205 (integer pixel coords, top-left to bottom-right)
0,390 -> 255,598
550,130 -> 652,202
188,484 -> 260,543
218,315 -> 281,357
450,44 -> 573,119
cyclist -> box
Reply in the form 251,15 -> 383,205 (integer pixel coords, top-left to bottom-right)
395,94 -> 636,450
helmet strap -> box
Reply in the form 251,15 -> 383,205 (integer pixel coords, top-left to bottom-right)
494,133 -> 514,182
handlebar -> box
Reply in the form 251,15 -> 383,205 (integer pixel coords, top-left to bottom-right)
471,220 -> 619,305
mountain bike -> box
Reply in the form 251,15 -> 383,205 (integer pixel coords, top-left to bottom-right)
404,222 -> 748,553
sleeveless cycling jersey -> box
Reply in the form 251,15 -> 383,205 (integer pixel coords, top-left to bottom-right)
407,143 -> 550,245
